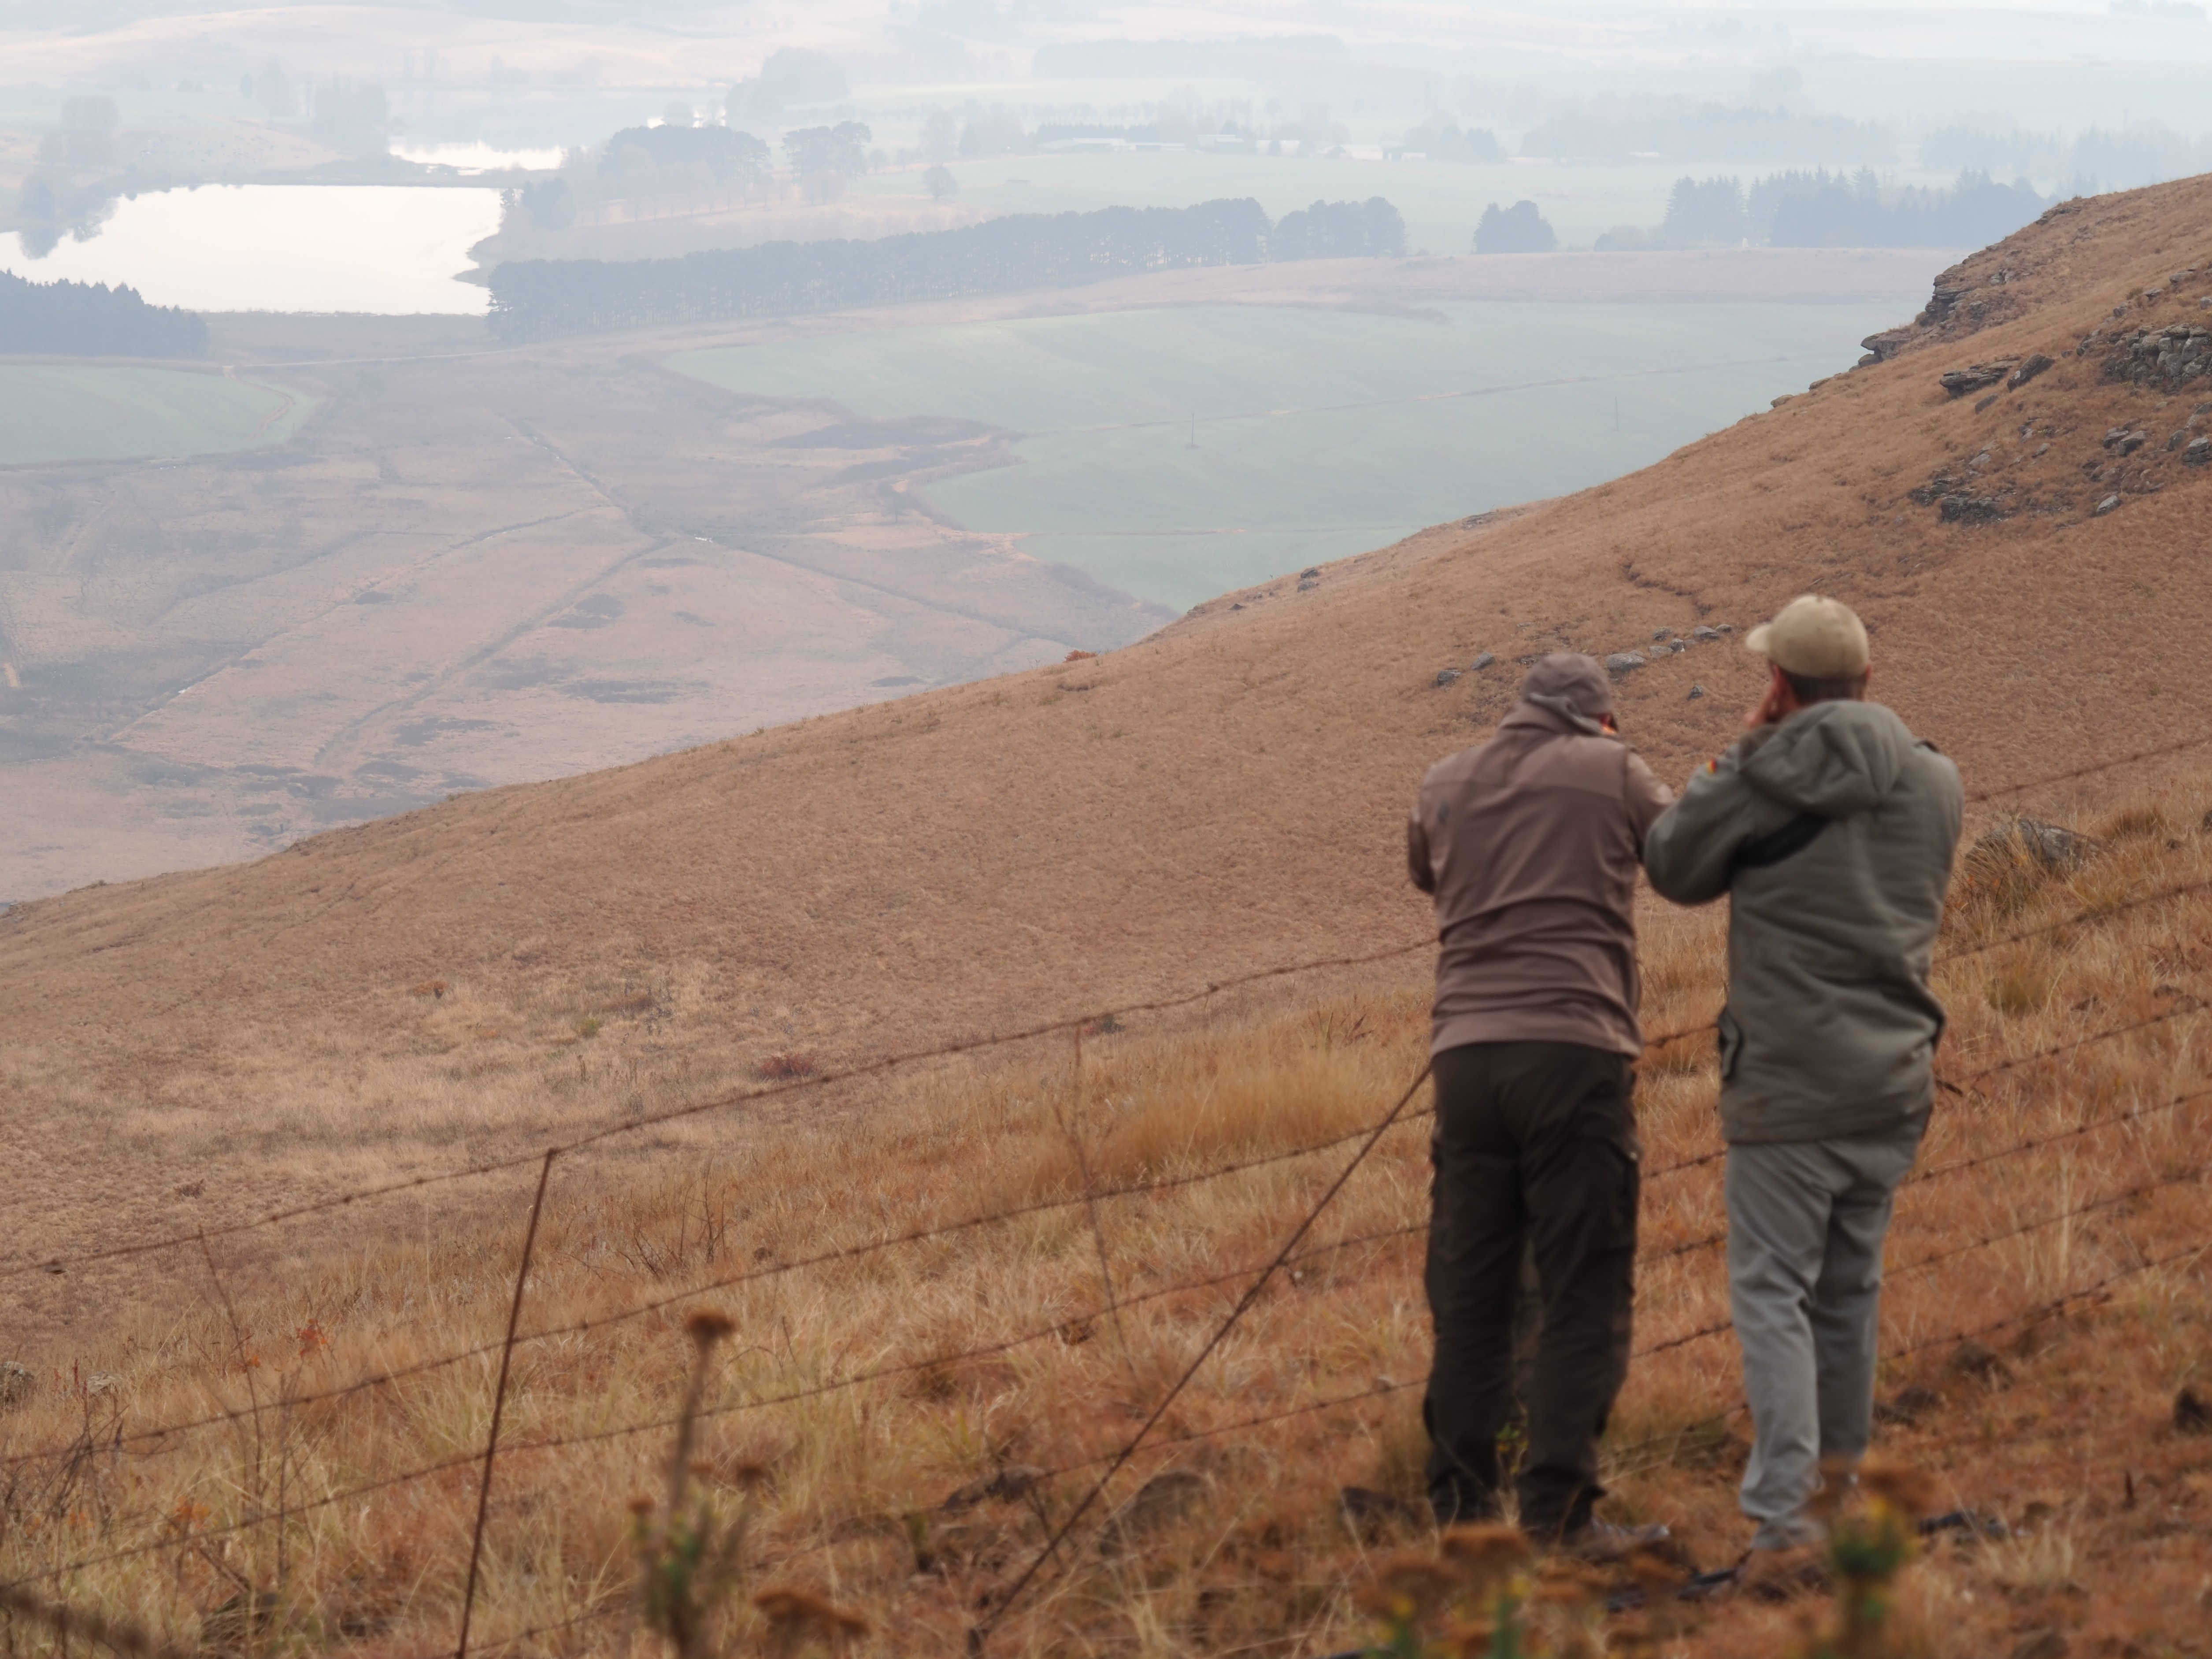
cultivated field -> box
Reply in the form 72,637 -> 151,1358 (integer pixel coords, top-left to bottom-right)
0,365 -> 306,464
677,299 -> 1898,608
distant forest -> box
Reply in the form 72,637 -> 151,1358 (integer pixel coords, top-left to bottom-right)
0,270 -> 206,357
1596,169 -> 2053,251
487,197 -> 1405,341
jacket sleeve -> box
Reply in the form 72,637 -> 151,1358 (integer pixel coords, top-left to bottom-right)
1641,757 -> 1756,905
1407,803 -> 1436,894
1623,749 -> 1675,845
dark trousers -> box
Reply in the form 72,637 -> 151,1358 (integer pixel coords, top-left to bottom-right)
1422,1040 -> 1641,1538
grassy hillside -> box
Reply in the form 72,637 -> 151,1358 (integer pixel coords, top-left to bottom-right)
0,364 -> 306,463
1,785 -> 2207,1654
4,173 -> 2212,1654
672,300 -> 1893,609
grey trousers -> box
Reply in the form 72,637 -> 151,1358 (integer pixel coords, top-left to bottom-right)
1725,1127 -> 1922,1549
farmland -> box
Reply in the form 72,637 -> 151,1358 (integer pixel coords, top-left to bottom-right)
673,298 -> 1902,609
0,364 -> 306,463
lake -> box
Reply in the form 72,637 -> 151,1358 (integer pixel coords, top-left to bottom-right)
5,184 -> 504,314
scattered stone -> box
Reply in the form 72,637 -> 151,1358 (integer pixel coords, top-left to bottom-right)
2007,353 -> 2055,389
2102,426 -> 2132,449
2008,1630 -> 2069,1659
1652,627 -> 1673,641
1939,361 -> 2016,397
1949,1340 -> 2012,1384
1967,448 -> 1993,470
1470,651 -> 1496,670
2178,1387 -> 2212,1435
1770,394 -> 1796,407
1974,393 -> 1999,412
1300,567 -> 1321,578
85,1372 -> 121,1397
1919,1507 -> 2010,1541
1967,818 -> 2104,881
1939,491 -> 2009,524
2186,437 -> 2211,465
1434,668 -> 1462,687
1714,622 -> 1732,633
1686,684 -> 1705,700
1604,652 -> 1645,674
2093,493 -> 2122,516
942,1465 -> 1045,1511
0,1360 -> 34,1408
1297,578 -> 1319,592
2113,305 -> 2129,319
1337,1485 -> 1426,1541
1691,625 -> 1719,641
1099,1469 -> 1208,1554
1667,639 -> 1688,653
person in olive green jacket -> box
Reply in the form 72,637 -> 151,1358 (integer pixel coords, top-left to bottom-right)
1642,596 -> 1962,1574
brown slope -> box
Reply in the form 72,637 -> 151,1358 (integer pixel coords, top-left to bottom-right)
6,175 -> 2212,1282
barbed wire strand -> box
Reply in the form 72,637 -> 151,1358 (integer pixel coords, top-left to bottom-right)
1964,728 -> 2212,805
965,1058 -> 1434,1652
0,1581 -> 196,1659
16,990 -> 2199,1481
1,938 -> 1437,1286
2,1115 -> 1442,1474
23,767 -> 2212,1291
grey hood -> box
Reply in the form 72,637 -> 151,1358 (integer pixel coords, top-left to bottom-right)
1738,701 -> 1917,818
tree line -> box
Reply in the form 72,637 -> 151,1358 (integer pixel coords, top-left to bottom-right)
1599,168 -> 2054,251
487,196 -> 1406,341
0,270 -> 206,357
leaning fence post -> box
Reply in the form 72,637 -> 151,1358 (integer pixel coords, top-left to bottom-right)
456,1148 -> 559,1659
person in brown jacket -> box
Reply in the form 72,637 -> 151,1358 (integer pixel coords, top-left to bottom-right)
1407,652 -> 1674,1541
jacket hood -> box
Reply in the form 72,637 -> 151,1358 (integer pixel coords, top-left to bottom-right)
1518,693 -> 1608,737
1738,700 -> 1917,817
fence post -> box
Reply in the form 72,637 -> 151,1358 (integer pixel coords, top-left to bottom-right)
456,1149 -> 558,1659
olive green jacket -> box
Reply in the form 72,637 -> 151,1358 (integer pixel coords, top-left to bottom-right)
1641,701 -> 1963,1144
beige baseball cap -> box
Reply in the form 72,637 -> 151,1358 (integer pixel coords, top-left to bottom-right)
1744,595 -> 1869,678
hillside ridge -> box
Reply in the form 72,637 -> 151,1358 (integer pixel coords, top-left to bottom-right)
6,173 -> 2212,1305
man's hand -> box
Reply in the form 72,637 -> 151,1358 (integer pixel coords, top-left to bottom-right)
1743,665 -> 1791,730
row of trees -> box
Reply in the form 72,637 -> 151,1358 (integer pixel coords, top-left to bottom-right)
0,271 -> 206,357
1516,95 -> 1897,165
486,196 -> 1406,341
1594,168 -> 2052,250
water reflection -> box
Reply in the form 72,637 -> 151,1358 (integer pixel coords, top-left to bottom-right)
390,141 -> 568,174
7,185 -> 504,314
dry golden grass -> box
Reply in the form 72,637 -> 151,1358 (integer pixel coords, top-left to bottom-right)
5,776 -> 2211,1657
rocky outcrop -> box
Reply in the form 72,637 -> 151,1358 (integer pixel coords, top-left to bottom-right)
1940,361 -> 2018,397
2086,320 -> 2212,390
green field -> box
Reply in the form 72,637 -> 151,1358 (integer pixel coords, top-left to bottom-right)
0,366 -> 310,465
673,300 -> 1891,611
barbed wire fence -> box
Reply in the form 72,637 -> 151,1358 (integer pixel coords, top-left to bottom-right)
4,737 -> 2210,1657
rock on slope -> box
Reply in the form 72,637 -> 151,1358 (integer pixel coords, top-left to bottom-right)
5,174 -> 2212,1288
